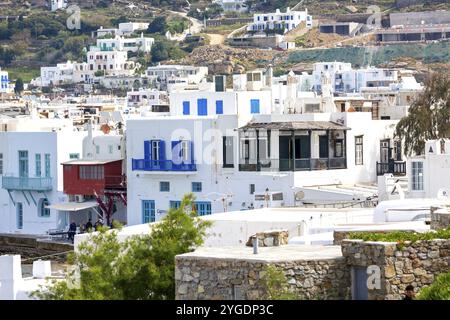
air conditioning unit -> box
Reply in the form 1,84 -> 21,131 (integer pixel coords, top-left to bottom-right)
75,195 -> 85,203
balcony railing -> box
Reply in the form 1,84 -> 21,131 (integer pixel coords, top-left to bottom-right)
132,159 -> 197,172
376,161 -> 406,176
2,176 -> 53,191
239,158 -> 347,172
105,175 -> 127,189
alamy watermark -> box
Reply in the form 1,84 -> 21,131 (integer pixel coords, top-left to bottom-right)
66,5 -> 81,31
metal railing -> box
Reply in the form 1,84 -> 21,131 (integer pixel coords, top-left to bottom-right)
239,158 -> 347,172
104,175 -> 126,188
376,161 -> 406,176
132,159 -> 197,172
2,176 -> 53,191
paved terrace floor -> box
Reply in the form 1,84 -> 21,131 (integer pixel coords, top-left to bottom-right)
178,245 -> 343,262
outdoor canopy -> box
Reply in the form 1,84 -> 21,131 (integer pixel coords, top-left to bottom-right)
45,201 -> 99,212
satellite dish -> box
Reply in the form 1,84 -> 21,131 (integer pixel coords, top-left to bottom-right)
437,188 -> 450,200
295,191 -> 305,201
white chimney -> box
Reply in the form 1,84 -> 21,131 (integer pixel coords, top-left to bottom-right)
32,260 -> 52,279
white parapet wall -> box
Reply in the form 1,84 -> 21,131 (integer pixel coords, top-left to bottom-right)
0,255 -> 57,300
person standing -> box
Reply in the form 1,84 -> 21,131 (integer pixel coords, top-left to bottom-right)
85,218 -> 93,232
403,285 -> 416,300
68,222 -> 77,243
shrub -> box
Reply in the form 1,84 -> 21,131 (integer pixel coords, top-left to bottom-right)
417,269 -> 450,300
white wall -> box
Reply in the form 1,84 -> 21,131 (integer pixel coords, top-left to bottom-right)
126,112 -> 399,226
0,130 -> 85,234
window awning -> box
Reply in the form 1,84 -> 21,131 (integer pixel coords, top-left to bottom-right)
46,201 -> 99,212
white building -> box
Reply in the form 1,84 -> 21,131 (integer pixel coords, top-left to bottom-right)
311,62 -> 403,93
0,120 -> 86,234
407,139 -> 450,199
86,47 -> 136,78
127,89 -> 169,110
0,67 -> 10,94
215,0 -> 248,12
248,7 -> 313,33
97,34 -> 155,53
145,65 -> 209,91
38,61 -> 79,87
51,0 -> 67,11
126,69 -> 400,225
118,22 -> 150,35
96,22 -> 149,38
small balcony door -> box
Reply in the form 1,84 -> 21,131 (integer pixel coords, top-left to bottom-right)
18,151 -> 29,178
319,135 -> 329,158
380,139 -> 391,163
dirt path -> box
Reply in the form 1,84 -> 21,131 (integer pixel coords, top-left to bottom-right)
207,33 -> 226,45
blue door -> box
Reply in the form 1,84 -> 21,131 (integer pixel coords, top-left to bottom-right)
142,200 -> 155,223
352,267 -> 368,300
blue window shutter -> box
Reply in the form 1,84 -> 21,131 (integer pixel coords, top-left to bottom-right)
216,100 -> 223,114
183,101 -> 190,115
197,99 -> 207,116
144,140 -> 152,160
251,99 -> 260,114
159,140 -> 166,161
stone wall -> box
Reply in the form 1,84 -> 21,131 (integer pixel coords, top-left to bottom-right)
175,256 -> 351,300
0,235 -> 73,262
342,239 -> 450,300
430,209 -> 450,231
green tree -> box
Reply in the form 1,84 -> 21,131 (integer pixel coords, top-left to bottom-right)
33,194 -> 211,300
14,78 -> 24,95
395,72 -> 450,156
151,41 -> 169,62
417,269 -> 450,300
260,265 -> 298,300
148,16 -> 168,35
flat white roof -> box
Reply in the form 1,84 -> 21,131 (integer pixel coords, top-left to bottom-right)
178,245 -> 343,262
200,207 -> 372,223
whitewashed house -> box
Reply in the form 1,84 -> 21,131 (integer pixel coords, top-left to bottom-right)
96,34 -> 155,53
311,62 -> 403,93
95,22 -> 149,38
145,65 -> 209,91
86,47 -> 136,78
118,22 -> 150,35
248,7 -> 313,33
127,89 -> 169,111
0,120 -> 86,234
37,61 -> 79,87
407,139 -> 450,199
215,0 -> 248,12
125,70 -> 401,225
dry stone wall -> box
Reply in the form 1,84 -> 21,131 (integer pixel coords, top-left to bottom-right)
175,256 -> 351,300
341,239 -> 450,300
